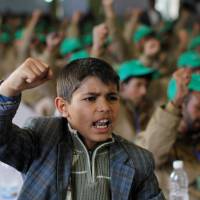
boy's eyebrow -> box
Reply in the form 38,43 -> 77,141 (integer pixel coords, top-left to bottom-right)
107,92 -> 119,96
83,92 -> 119,96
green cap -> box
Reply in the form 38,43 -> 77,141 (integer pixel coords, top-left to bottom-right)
35,22 -> 47,33
0,32 -> 11,43
177,51 -> 200,68
188,36 -> 200,50
133,25 -> 154,43
118,59 -> 158,81
167,74 -> 200,100
81,34 -> 93,47
188,74 -> 200,92
36,33 -> 46,43
159,20 -> 174,34
59,37 -> 82,56
15,29 -> 24,40
68,50 -> 90,62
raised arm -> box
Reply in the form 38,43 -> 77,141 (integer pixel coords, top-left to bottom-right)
102,0 -> 131,61
90,23 -> 108,58
67,11 -> 82,38
123,8 -> 142,44
39,32 -> 63,67
135,69 -> 192,167
17,10 -> 42,63
0,58 -> 53,171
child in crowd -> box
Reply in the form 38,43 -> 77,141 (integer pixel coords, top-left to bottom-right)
0,57 -> 164,200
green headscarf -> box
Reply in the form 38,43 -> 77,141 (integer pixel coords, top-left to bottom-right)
0,32 -> 11,43
118,59 -> 158,81
59,37 -> 82,56
68,50 -> 90,62
177,51 -> 200,68
188,36 -> 200,50
133,25 -> 154,43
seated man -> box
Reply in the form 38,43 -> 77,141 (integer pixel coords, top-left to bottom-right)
115,59 -> 158,142
0,57 -> 164,199
136,68 -> 200,199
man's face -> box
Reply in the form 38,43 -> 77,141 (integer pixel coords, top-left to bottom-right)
62,76 -> 120,149
144,38 -> 160,57
183,92 -> 200,135
121,77 -> 149,106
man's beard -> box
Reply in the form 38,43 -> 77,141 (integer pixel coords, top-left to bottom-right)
184,119 -> 200,145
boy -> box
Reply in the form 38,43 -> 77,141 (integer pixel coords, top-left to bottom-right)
0,57 -> 164,200
114,59 -> 157,142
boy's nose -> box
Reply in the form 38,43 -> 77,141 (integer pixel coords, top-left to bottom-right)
97,99 -> 111,113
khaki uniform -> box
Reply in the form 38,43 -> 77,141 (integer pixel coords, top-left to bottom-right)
135,102 -> 200,199
148,76 -> 170,107
114,98 -> 154,142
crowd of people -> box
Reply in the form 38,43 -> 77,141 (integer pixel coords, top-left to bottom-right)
0,0 -> 200,199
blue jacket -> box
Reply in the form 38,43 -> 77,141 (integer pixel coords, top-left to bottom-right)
0,96 -> 165,200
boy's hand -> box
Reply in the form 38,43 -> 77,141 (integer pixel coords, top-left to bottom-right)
0,58 -> 53,97
172,68 -> 192,108
91,23 -> 109,57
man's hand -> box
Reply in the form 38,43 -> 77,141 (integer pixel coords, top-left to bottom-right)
91,23 -> 109,57
102,0 -> 113,7
31,9 -> 42,21
172,68 -> 192,107
71,11 -> 82,24
0,58 -> 53,97
46,32 -> 63,52
130,8 -> 142,19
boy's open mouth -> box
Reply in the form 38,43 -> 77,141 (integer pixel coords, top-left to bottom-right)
92,119 -> 112,129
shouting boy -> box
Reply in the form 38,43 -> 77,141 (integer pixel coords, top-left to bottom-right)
0,57 -> 164,200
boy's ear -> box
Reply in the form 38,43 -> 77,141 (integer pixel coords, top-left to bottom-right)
54,97 -> 69,117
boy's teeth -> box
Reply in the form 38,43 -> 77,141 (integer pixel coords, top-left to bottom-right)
96,125 -> 107,128
93,119 -> 110,128
99,119 -> 108,123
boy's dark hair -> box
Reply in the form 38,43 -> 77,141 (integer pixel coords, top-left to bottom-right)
57,57 -> 120,102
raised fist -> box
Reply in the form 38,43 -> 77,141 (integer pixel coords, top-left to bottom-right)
0,58 -> 53,97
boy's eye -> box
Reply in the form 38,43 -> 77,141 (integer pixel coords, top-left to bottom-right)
107,95 -> 119,102
84,96 -> 96,102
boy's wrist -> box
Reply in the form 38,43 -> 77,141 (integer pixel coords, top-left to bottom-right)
0,80 -> 21,97
0,93 -> 21,102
